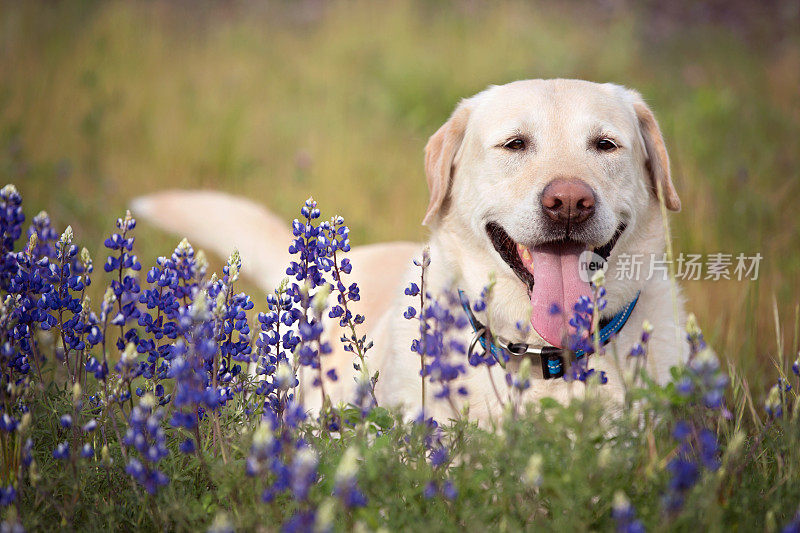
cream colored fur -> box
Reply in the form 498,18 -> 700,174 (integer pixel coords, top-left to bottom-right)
132,79 -> 688,424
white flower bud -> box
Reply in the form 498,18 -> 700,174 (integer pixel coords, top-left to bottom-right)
120,342 -> 138,367
275,362 -> 294,391
27,232 -> 38,255
29,459 -> 41,486
335,447 -> 359,483
597,444 -> 612,469
315,498 -> 336,533
686,313 -> 701,338
18,412 -> 31,435
227,248 -> 241,283
765,384 -> 782,413
190,290 -> 211,321
215,288 -> 227,319
312,284 -> 331,313
252,424 -> 275,449
612,490 -> 631,514
60,225 -> 73,246
1,184 -> 19,197
207,512 -> 233,533
195,249 -> 208,274
103,287 -> 116,306
277,277 -> 290,294
522,453 -> 543,487
140,393 -> 156,409
101,444 -> 113,467
72,382 -> 82,407
295,447 -> 318,469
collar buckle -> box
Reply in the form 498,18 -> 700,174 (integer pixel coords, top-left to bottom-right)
538,346 -> 566,379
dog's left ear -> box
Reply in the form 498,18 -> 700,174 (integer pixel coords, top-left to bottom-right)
423,99 -> 473,225
629,92 -> 681,212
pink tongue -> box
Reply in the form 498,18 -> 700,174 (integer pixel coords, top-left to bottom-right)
527,242 -> 592,348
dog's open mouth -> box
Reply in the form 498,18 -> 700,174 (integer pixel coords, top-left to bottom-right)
485,221 -> 626,347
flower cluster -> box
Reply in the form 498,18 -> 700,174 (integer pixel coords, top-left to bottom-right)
123,395 -> 169,494
137,238 -> 205,387
664,314 -> 728,512
675,314 -> 729,411
423,479 -> 458,500
51,383 -> 99,464
0,184 -> 25,291
0,410 -> 32,509
333,447 -> 368,509
281,199 -> 340,401
409,413 -> 458,501
664,420 -> 720,512
104,211 -> 142,352
167,294 -> 217,441
783,508 -> 800,533
406,280 -> 469,405
627,320 -> 653,359
764,377 -> 793,419
245,404 -> 322,528
257,197 -> 370,429
612,491 -> 645,533
27,211 -> 58,262
325,215 -> 358,329
559,274 -> 609,384
1,186 -> 343,505
506,356 -> 532,399
254,280 -> 300,419
326,216 -> 378,411
0,186 -> 42,507
50,228 -> 101,374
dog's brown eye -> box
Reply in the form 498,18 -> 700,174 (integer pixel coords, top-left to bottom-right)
503,138 -> 526,151
596,138 -> 618,152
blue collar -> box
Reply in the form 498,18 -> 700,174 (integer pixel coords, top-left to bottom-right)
458,289 -> 640,380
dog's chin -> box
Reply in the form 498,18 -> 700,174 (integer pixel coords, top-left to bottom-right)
485,220 -> 627,292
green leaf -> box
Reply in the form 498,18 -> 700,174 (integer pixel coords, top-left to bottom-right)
538,397 -> 560,410
367,407 -> 394,429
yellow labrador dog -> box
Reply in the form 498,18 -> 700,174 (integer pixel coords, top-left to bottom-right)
134,79 -> 687,422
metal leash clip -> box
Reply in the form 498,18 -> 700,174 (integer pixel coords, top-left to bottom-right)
468,329 -> 565,380
467,326 -> 507,369
502,341 -> 565,380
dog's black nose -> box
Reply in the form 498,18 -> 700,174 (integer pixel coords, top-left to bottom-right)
541,179 -> 596,224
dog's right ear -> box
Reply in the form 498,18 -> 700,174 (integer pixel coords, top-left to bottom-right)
423,100 -> 473,226
627,90 -> 681,212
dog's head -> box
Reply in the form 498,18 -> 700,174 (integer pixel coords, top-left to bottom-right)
423,79 -> 680,347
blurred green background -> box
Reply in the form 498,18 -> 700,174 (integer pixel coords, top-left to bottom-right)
2,0 -> 799,390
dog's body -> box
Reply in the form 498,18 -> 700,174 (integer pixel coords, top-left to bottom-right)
133,79 -> 687,423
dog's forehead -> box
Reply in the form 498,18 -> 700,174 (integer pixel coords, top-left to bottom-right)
469,79 -> 635,137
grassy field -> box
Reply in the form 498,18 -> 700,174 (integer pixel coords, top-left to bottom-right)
2,0 -> 799,391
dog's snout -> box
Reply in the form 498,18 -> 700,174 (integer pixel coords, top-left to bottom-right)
541,179 -> 596,225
